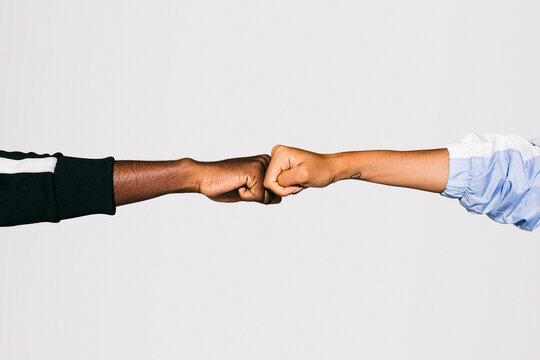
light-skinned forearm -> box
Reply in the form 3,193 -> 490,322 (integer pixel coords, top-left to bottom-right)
329,149 -> 450,193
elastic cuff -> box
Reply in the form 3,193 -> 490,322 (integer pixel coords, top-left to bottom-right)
53,155 -> 116,220
440,143 -> 472,199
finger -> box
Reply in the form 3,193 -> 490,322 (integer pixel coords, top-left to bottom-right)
258,154 -> 271,166
241,163 -> 270,203
261,189 -> 283,205
262,188 -> 272,204
238,184 -> 264,202
283,185 -> 303,196
210,189 -> 242,202
264,171 -> 301,197
268,191 -> 282,204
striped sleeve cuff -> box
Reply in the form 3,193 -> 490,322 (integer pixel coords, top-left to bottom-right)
54,155 -> 116,221
440,142 -> 473,199
441,133 -> 540,199
440,133 -> 540,231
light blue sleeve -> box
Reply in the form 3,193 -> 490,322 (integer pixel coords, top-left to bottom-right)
441,133 -> 540,231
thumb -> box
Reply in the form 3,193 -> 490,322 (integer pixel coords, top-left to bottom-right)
276,167 -> 305,196
277,166 -> 307,188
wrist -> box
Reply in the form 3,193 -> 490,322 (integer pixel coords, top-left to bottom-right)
326,152 -> 359,182
174,158 -> 203,193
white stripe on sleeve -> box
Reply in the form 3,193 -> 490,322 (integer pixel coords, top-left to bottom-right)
0,157 -> 58,174
447,133 -> 540,161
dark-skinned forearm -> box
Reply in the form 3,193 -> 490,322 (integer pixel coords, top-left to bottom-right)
113,158 -> 199,206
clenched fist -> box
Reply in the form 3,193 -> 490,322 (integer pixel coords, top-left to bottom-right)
196,155 -> 281,204
114,154 -> 281,206
263,145 -> 339,197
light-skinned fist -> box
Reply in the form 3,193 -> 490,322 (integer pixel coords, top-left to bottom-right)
263,145 -> 338,197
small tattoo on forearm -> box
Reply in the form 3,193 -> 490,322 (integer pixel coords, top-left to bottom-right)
350,172 -> 362,180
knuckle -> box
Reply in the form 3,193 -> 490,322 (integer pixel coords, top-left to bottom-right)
272,144 -> 284,154
248,160 -> 262,172
254,161 -> 267,174
256,159 -> 268,170
260,154 -> 271,163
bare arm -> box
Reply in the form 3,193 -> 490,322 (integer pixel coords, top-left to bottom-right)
330,149 -> 449,192
0,151 -> 279,227
113,159 -> 197,206
114,156 -> 280,206
261,134 -> 540,232
263,146 -> 449,196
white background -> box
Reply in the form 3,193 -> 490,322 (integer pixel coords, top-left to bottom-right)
1,0 -> 540,359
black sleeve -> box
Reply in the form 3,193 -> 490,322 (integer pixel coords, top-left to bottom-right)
0,151 -> 116,226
